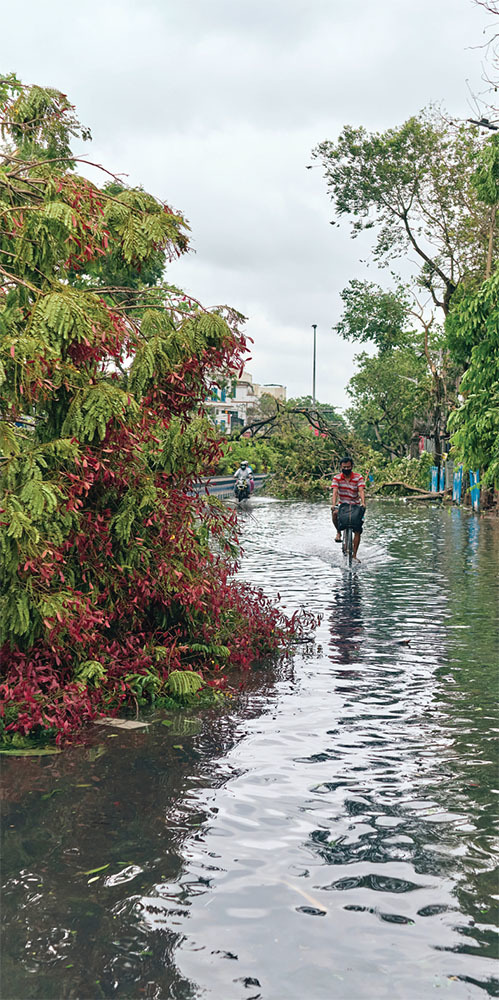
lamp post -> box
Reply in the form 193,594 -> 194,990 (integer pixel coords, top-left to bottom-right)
311,324 -> 317,405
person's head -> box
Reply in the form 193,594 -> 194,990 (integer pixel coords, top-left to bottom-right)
340,456 -> 354,478
240,460 -> 248,468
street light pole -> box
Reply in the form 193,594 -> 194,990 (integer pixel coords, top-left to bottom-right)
311,324 -> 317,405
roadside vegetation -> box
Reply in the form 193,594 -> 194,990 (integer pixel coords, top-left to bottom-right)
313,107 -> 498,491
0,78 -> 314,748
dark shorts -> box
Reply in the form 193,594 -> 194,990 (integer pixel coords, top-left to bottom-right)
337,502 -> 365,534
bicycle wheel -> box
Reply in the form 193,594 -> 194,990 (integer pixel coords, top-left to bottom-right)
343,527 -> 353,566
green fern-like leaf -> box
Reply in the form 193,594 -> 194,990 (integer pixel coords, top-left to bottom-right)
166,670 -> 203,697
74,660 -> 107,686
62,383 -> 138,442
189,642 -> 230,661
0,422 -> 19,456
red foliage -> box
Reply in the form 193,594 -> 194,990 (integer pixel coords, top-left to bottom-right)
0,147 -> 317,744
1,307 -> 315,743
0,580 -> 314,742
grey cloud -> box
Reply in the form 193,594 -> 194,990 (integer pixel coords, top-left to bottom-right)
2,0 -> 491,403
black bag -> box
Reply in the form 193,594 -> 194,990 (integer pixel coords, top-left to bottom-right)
337,502 -> 364,533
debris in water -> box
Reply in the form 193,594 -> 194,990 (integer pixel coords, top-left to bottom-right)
279,879 -> 327,914
94,717 -> 149,730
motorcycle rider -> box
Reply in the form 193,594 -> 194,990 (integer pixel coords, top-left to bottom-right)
234,460 -> 254,496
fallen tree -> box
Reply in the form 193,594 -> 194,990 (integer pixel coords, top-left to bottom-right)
231,397 -> 350,450
373,481 -> 430,494
0,77 -> 315,746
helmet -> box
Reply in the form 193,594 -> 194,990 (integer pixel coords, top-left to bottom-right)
241,460 -> 248,467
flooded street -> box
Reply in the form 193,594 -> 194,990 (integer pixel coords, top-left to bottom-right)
1,499 -> 498,999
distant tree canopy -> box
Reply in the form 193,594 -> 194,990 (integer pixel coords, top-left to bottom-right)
333,279 -> 457,462
314,112 -> 494,314
335,280 -> 410,353
346,348 -> 432,460
316,108 -> 499,482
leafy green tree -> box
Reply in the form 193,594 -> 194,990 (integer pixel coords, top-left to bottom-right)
335,280 -> 410,353
346,348 -> 431,459
314,113 -> 495,313
471,133 -> 499,279
0,77 -> 304,743
335,280 -> 457,461
217,438 -> 279,474
69,179 -> 186,313
445,135 -> 499,486
447,266 -> 499,486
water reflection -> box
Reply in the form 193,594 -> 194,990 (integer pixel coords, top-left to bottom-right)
1,704 -> 273,999
329,573 -> 364,666
1,500 -> 498,1000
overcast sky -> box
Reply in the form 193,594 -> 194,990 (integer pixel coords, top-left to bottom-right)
2,0 -> 490,405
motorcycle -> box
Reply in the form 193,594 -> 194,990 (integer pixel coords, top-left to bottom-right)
234,479 -> 251,502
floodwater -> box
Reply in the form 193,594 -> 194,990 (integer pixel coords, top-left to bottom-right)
1,499 -> 498,1000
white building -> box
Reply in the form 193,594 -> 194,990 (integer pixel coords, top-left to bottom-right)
256,383 -> 286,402
205,372 -> 286,433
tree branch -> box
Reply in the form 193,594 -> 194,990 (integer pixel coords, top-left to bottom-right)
231,402 -> 349,451
400,210 -> 456,312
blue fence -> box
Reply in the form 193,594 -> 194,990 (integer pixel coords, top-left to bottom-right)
430,461 -> 480,511
450,465 -> 480,508
452,465 -> 463,503
469,470 -> 480,511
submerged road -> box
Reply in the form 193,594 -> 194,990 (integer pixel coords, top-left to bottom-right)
1,498 -> 498,999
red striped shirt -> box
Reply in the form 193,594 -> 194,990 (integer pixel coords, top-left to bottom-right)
331,471 -> 365,505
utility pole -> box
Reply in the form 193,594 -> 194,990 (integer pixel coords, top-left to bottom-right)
312,324 -> 317,405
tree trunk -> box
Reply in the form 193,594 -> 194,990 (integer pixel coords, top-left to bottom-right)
409,419 -> 420,459
486,205 -> 496,281
433,399 -> 442,466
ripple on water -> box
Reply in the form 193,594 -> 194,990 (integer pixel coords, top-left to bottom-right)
1,500 -> 498,1000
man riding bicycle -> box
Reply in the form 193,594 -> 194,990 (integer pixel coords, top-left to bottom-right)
331,457 -> 366,562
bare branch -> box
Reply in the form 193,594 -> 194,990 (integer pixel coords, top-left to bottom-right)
473,0 -> 499,15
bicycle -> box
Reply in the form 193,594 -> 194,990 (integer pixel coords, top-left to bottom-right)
336,502 -> 365,566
